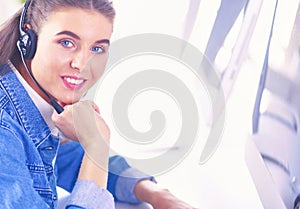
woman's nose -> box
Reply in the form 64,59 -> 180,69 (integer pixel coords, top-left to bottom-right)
70,51 -> 90,71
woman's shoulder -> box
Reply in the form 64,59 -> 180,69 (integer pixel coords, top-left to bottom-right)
0,89 -> 19,127
0,107 -> 22,136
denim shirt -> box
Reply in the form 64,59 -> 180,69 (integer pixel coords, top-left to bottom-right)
0,62 -> 154,208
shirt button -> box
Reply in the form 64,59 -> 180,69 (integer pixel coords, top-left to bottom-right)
42,146 -> 54,150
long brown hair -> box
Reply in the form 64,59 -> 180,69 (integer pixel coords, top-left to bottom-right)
0,0 -> 115,66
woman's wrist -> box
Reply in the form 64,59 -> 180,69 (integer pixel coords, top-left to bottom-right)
79,134 -> 110,169
78,153 -> 109,188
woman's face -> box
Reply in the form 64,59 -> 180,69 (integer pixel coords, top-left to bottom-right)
29,7 -> 113,106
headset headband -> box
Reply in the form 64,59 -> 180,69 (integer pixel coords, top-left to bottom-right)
19,0 -> 31,36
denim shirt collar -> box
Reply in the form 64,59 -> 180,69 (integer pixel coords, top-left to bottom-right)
10,62 -> 59,136
0,62 -> 52,147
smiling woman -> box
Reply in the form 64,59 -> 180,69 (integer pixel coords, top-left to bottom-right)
0,0 -> 196,209
28,7 -> 112,105
0,1 -> 118,207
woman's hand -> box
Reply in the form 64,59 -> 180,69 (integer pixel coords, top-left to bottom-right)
52,101 -> 111,188
134,180 -> 198,209
151,190 -> 197,209
52,100 -> 110,144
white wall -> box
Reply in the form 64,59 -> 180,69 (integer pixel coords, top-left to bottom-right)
0,0 -> 21,25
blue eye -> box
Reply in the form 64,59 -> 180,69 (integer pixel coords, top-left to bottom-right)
60,40 -> 74,48
91,46 -> 105,54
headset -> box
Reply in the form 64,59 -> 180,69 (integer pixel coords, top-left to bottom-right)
17,0 -> 64,114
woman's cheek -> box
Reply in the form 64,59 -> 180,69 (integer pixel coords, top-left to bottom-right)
91,63 -> 107,81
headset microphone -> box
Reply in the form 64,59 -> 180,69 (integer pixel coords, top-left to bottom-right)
17,0 -> 64,114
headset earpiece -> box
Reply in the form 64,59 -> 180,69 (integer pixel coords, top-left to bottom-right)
20,29 -> 37,60
17,0 -> 37,60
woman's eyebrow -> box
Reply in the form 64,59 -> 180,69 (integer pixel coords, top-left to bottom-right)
56,30 -> 110,45
95,39 -> 110,45
56,30 -> 80,40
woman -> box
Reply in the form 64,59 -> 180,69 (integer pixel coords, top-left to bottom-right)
0,0 -> 196,208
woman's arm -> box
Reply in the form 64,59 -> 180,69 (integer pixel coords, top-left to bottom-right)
66,154 -> 114,209
52,101 -> 114,208
78,153 -> 108,188
52,101 -> 111,186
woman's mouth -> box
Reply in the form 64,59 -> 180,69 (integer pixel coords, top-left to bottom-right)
62,76 -> 86,90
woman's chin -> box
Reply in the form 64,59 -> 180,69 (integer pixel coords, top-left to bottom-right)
56,93 -> 83,106
57,99 -> 78,107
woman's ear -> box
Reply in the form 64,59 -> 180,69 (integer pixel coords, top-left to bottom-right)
24,23 -> 33,31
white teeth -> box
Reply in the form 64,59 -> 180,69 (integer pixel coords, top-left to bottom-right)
64,77 -> 84,85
